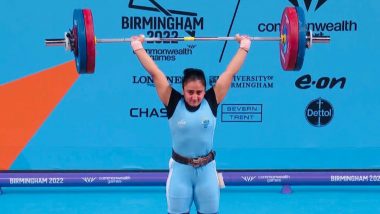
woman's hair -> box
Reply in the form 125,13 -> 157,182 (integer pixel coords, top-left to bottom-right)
182,68 -> 206,89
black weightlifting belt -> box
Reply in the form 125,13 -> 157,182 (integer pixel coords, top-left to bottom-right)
172,149 -> 216,168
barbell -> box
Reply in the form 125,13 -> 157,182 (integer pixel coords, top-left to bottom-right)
45,7 -> 330,74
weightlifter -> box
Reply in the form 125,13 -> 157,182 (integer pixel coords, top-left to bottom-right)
130,34 -> 251,214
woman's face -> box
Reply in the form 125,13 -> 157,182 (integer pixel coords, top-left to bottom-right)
183,79 -> 205,107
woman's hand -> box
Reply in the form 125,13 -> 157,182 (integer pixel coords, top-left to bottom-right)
235,34 -> 252,52
131,34 -> 145,51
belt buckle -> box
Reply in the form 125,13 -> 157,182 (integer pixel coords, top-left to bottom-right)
191,157 -> 204,168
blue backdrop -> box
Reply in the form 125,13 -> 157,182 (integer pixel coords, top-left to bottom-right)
1,0 -> 379,170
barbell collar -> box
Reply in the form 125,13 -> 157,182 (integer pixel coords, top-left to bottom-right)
45,39 -> 67,46
307,36 -> 330,43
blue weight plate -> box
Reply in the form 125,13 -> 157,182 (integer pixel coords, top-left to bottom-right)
73,9 -> 87,74
295,7 -> 306,71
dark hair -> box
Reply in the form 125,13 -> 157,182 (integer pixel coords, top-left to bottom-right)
182,68 -> 206,89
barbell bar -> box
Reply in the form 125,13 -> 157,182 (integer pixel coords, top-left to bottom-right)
46,35 -> 330,44
45,7 -> 330,74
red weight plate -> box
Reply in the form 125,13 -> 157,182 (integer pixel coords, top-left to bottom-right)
83,9 -> 96,73
280,7 -> 299,71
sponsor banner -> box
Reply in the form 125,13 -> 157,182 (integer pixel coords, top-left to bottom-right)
123,0 -> 204,61
259,0 -> 358,33
130,107 -> 167,118
209,76 -> 274,89
305,98 -> 334,127
132,75 -> 183,87
221,104 -> 262,122
295,74 -> 346,89
8,177 -> 64,185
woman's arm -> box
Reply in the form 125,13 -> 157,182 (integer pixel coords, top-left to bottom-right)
131,35 -> 172,106
213,35 -> 251,104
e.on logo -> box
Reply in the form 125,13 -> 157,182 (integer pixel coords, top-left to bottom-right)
295,74 -> 346,89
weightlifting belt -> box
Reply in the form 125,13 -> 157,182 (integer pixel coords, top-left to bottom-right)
172,149 -> 216,168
